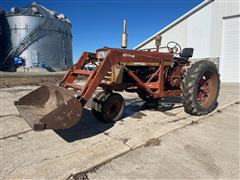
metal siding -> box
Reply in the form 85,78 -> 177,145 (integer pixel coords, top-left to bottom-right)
209,0 -> 240,58
187,3 -> 212,58
139,0 -> 240,61
135,0 -> 215,50
140,36 -> 156,50
5,16 -> 42,45
140,19 -> 188,51
220,17 -> 240,83
161,19 -> 188,49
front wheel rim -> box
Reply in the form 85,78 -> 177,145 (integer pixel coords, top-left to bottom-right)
105,97 -> 123,120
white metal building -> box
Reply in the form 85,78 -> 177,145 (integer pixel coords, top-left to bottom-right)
134,0 -> 240,83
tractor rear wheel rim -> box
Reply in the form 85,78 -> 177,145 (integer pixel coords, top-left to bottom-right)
196,70 -> 218,108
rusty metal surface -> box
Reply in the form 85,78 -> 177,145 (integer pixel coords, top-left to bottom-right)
15,47 -> 189,130
60,48 -> 178,99
197,70 -> 219,108
15,84 -> 82,130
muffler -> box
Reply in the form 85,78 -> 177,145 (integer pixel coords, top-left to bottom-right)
15,85 -> 82,131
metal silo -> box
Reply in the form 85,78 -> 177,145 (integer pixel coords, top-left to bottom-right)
0,2 -> 73,71
0,8 -> 5,65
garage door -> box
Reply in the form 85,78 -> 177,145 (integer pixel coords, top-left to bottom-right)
220,16 -> 240,83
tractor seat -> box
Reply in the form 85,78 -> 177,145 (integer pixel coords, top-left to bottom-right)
174,48 -> 194,62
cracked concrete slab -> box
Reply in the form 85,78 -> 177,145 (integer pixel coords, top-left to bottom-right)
88,104 -> 240,179
0,83 -> 239,179
0,86 -> 38,116
0,116 -> 31,139
1,123 -> 130,179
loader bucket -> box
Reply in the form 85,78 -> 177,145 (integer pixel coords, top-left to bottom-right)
15,85 -> 83,131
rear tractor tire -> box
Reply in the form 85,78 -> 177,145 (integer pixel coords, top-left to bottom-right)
181,60 -> 220,115
92,91 -> 125,122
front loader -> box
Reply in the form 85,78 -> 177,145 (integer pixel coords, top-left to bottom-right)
15,19 -> 220,131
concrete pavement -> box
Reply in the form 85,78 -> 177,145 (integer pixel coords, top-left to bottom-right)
88,103 -> 240,179
0,83 -> 239,179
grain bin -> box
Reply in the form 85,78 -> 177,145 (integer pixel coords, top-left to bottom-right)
0,2 -> 73,71
0,8 -> 5,65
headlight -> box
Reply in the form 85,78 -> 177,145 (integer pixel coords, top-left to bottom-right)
97,50 -> 108,59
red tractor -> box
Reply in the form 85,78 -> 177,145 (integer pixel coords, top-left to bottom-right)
15,19 -> 220,131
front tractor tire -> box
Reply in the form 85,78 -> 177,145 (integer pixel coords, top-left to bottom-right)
181,60 -> 220,115
92,91 -> 125,122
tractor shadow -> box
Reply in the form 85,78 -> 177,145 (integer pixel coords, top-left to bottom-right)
54,108 -> 115,142
54,96 -> 183,142
123,96 -> 183,119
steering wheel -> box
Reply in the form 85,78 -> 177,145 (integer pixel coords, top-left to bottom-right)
167,41 -> 182,54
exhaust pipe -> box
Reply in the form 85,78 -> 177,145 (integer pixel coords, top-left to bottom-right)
155,35 -> 162,52
121,18 -> 128,49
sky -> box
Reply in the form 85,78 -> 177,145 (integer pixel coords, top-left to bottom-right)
1,0 -> 203,62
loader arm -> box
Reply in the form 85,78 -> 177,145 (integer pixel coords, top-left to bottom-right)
59,51 -> 117,106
